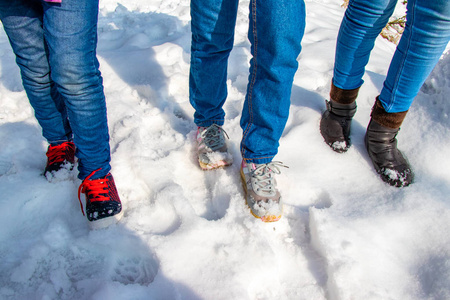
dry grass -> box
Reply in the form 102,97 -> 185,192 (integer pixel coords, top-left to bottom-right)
341,0 -> 406,45
380,16 -> 405,45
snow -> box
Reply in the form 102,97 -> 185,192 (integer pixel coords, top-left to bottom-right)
0,0 -> 449,299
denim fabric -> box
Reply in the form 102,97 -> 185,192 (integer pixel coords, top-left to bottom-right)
190,0 -> 305,164
0,0 -> 111,179
333,0 -> 450,113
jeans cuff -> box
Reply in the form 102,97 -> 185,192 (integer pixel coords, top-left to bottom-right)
48,139 -> 72,146
242,156 -> 274,165
196,120 -> 225,128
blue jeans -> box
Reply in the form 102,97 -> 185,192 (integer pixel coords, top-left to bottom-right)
0,0 -> 111,179
333,0 -> 450,113
190,0 -> 305,163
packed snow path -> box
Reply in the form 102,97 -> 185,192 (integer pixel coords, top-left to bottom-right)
0,0 -> 449,299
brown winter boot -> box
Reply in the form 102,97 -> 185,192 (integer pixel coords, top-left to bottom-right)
365,98 -> 414,187
320,83 -> 359,152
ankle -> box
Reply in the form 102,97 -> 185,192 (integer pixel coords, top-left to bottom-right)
326,99 -> 357,118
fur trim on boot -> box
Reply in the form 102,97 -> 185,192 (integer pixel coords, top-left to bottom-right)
371,98 -> 408,129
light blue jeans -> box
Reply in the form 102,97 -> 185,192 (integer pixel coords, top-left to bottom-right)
333,0 -> 450,113
0,0 -> 111,179
190,0 -> 305,163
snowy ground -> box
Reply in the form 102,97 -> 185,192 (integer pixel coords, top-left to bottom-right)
1,0 -> 449,299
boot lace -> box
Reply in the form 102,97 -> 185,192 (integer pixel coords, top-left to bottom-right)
200,124 -> 229,151
251,162 -> 288,196
46,141 -> 75,165
77,169 -> 109,216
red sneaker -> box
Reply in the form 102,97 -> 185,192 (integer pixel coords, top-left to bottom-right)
44,141 -> 75,176
78,169 -> 123,228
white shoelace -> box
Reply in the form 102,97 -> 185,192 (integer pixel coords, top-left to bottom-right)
251,161 -> 288,195
200,124 -> 229,151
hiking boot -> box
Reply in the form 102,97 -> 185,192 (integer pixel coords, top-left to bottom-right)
197,124 -> 233,170
320,99 -> 357,153
44,141 -> 75,176
365,118 -> 414,187
78,169 -> 123,229
240,160 -> 287,222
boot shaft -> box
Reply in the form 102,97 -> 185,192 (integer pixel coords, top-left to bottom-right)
326,99 -> 357,118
